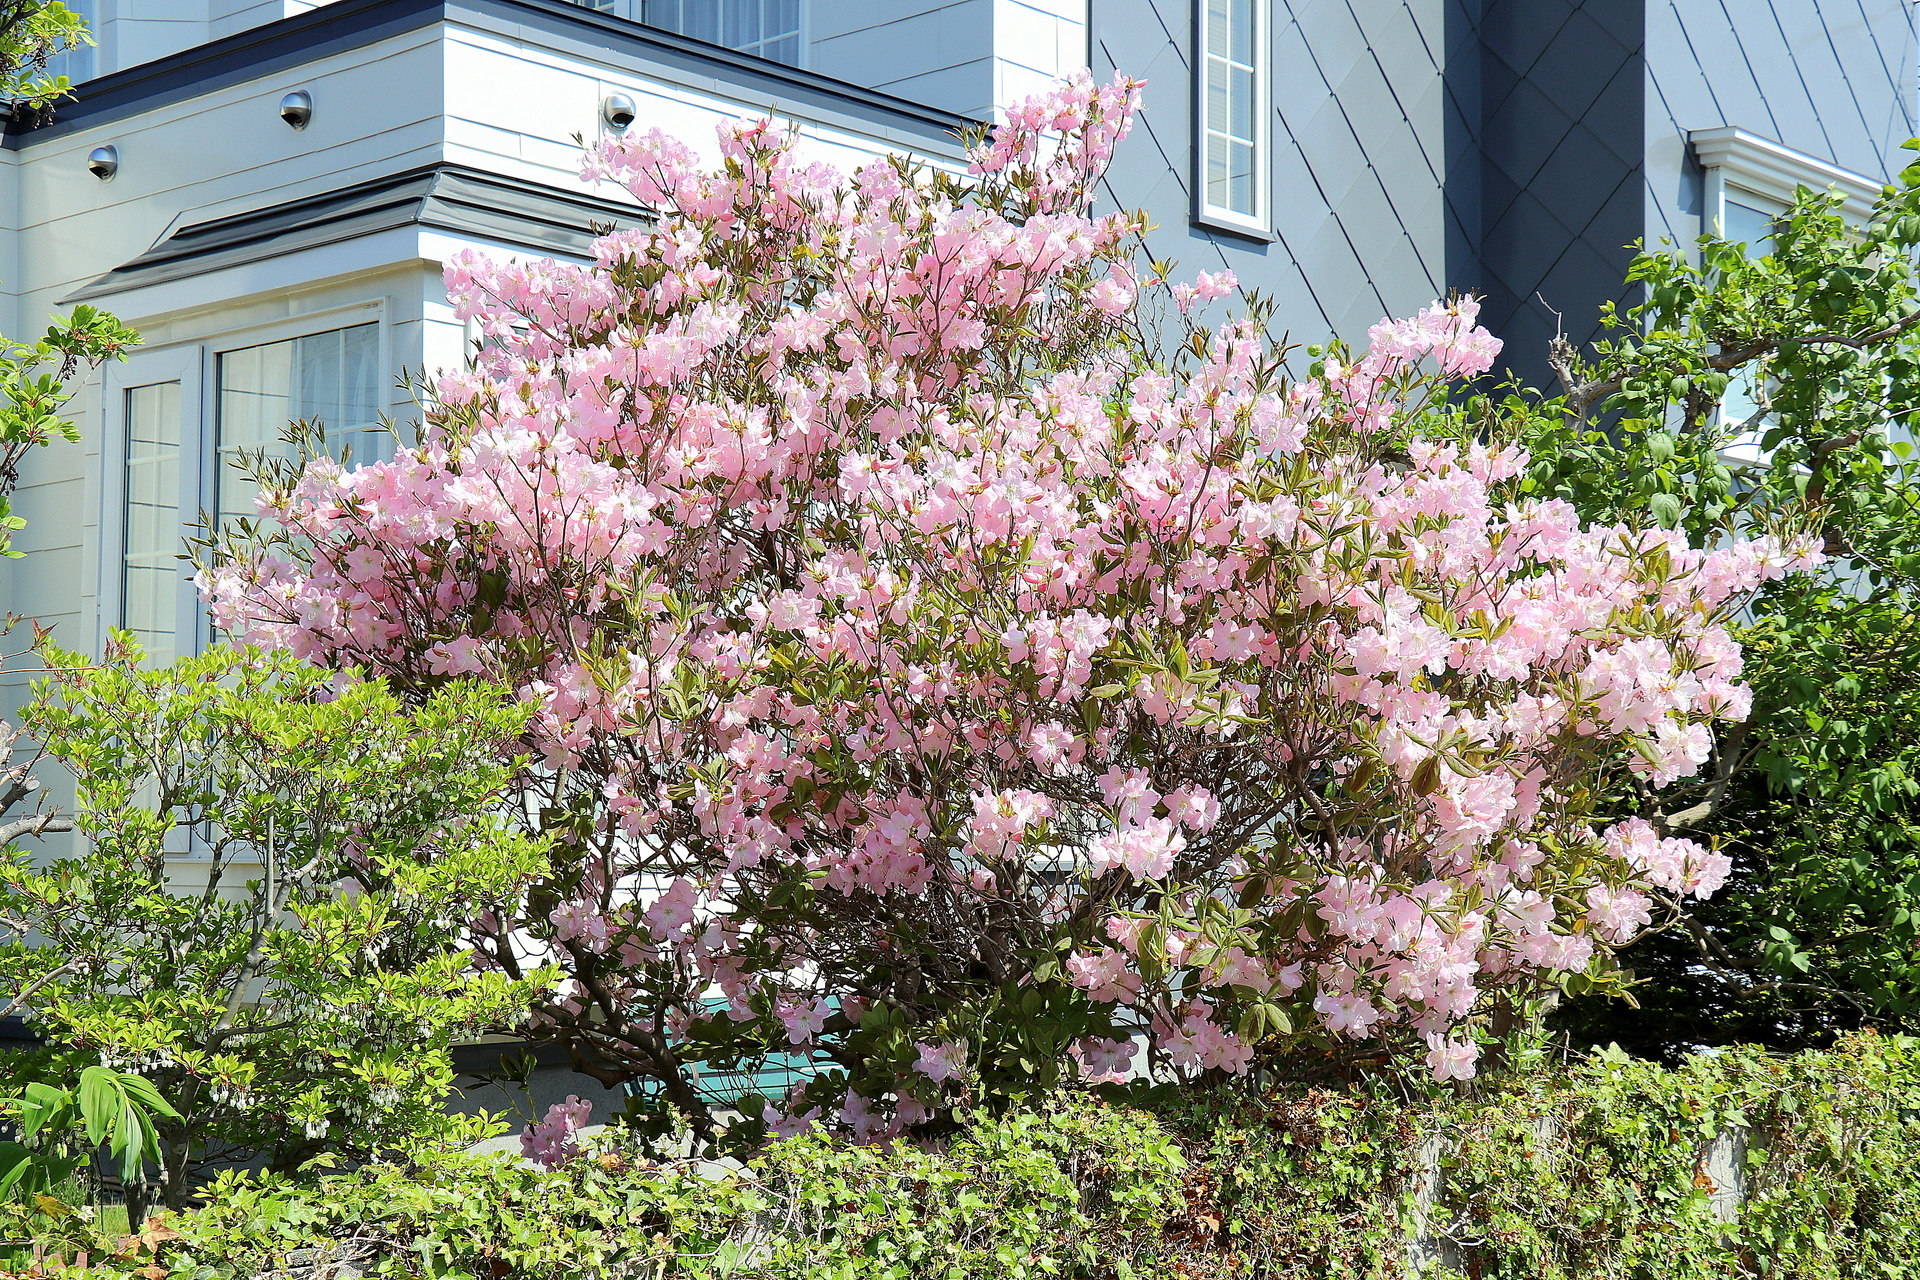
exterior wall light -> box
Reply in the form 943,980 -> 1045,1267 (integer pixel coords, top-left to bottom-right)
602,93 -> 636,129
86,144 -> 117,180
279,90 -> 313,129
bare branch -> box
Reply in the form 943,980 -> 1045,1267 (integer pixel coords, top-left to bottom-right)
0,810 -> 71,844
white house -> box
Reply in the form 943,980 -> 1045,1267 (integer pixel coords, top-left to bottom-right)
0,0 -> 1089,1102
8,0 -> 1915,727
0,0 -> 1095,734
1,0 -> 1912,1118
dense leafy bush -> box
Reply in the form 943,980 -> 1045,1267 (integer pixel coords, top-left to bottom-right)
11,1034 -> 1916,1280
1479,153 -> 1920,1052
143,1102 -> 1182,1280
0,643 -> 553,1214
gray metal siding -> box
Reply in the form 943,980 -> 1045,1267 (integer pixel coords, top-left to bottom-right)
1090,0 -> 1652,377
1092,0 -> 1916,394
1467,0 -> 1645,390
1092,0 -> 1459,346
1643,0 -> 1917,251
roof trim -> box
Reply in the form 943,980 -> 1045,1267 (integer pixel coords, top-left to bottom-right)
1689,126 -> 1886,221
7,0 -> 975,149
59,162 -> 649,303
5,0 -> 441,146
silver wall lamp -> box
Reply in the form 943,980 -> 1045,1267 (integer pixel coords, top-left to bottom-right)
279,90 -> 313,129
602,93 -> 636,129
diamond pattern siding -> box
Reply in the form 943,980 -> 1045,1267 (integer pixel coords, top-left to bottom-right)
1089,0 -> 1916,384
1644,1 -> 1916,251
1465,0 -> 1645,390
1094,0 -> 1458,343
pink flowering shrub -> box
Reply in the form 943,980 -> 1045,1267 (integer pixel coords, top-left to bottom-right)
201,72 -> 1810,1144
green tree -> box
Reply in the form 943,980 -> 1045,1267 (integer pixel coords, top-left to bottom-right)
1456,146 -> 1920,1056
0,0 -> 92,107
0,306 -> 142,559
0,640 -> 555,1213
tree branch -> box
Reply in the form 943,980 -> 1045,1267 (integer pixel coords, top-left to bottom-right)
0,956 -> 78,1022
0,809 -> 71,844
1553,305 -> 1920,426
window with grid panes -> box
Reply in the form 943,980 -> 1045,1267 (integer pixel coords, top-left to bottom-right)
121,380 -> 184,664
215,324 -> 386,532
1197,0 -> 1266,232
643,0 -> 803,65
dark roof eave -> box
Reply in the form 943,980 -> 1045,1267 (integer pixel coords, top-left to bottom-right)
59,161 -> 651,303
7,0 -> 978,149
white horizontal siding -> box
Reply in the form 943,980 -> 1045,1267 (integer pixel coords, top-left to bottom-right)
3,6 -> 967,722
11,28 -> 446,311
808,0 -> 1087,120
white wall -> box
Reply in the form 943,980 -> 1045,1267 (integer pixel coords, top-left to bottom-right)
445,19 -> 963,191
0,24 -> 447,722
78,2 -> 1087,121
93,0 -> 212,78
807,0 -> 1086,120
0,2 -> 972,764
83,1 -> 349,76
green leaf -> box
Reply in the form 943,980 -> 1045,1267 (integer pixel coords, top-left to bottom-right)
18,1081 -> 71,1142
78,1064 -> 123,1147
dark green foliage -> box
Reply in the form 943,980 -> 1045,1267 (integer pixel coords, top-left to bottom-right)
1554,590 -> 1920,1059
18,1036 -> 1919,1280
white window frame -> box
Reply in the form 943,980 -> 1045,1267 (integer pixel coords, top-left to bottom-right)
1193,0 -> 1271,239
100,344 -> 204,664
98,302 -> 388,661
93,304 -> 390,862
635,0 -> 808,67
1690,129 -> 1892,469
1707,186 -> 1789,459
734,0 -> 806,66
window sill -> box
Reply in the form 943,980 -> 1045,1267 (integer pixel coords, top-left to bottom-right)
1193,207 -> 1274,243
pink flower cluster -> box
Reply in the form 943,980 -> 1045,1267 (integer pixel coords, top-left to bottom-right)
200,72 -> 1810,1126
520,1095 -> 592,1168
1158,1003 -> 1254,1073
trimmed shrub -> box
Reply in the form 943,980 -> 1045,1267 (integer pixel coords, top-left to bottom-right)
15,1034 -> 1919,1280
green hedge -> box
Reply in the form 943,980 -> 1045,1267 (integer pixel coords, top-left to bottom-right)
18,1033 -> 1920,1280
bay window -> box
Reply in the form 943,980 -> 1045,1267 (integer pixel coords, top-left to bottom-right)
110,317 -> 385,662
216,323 -> 385,529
